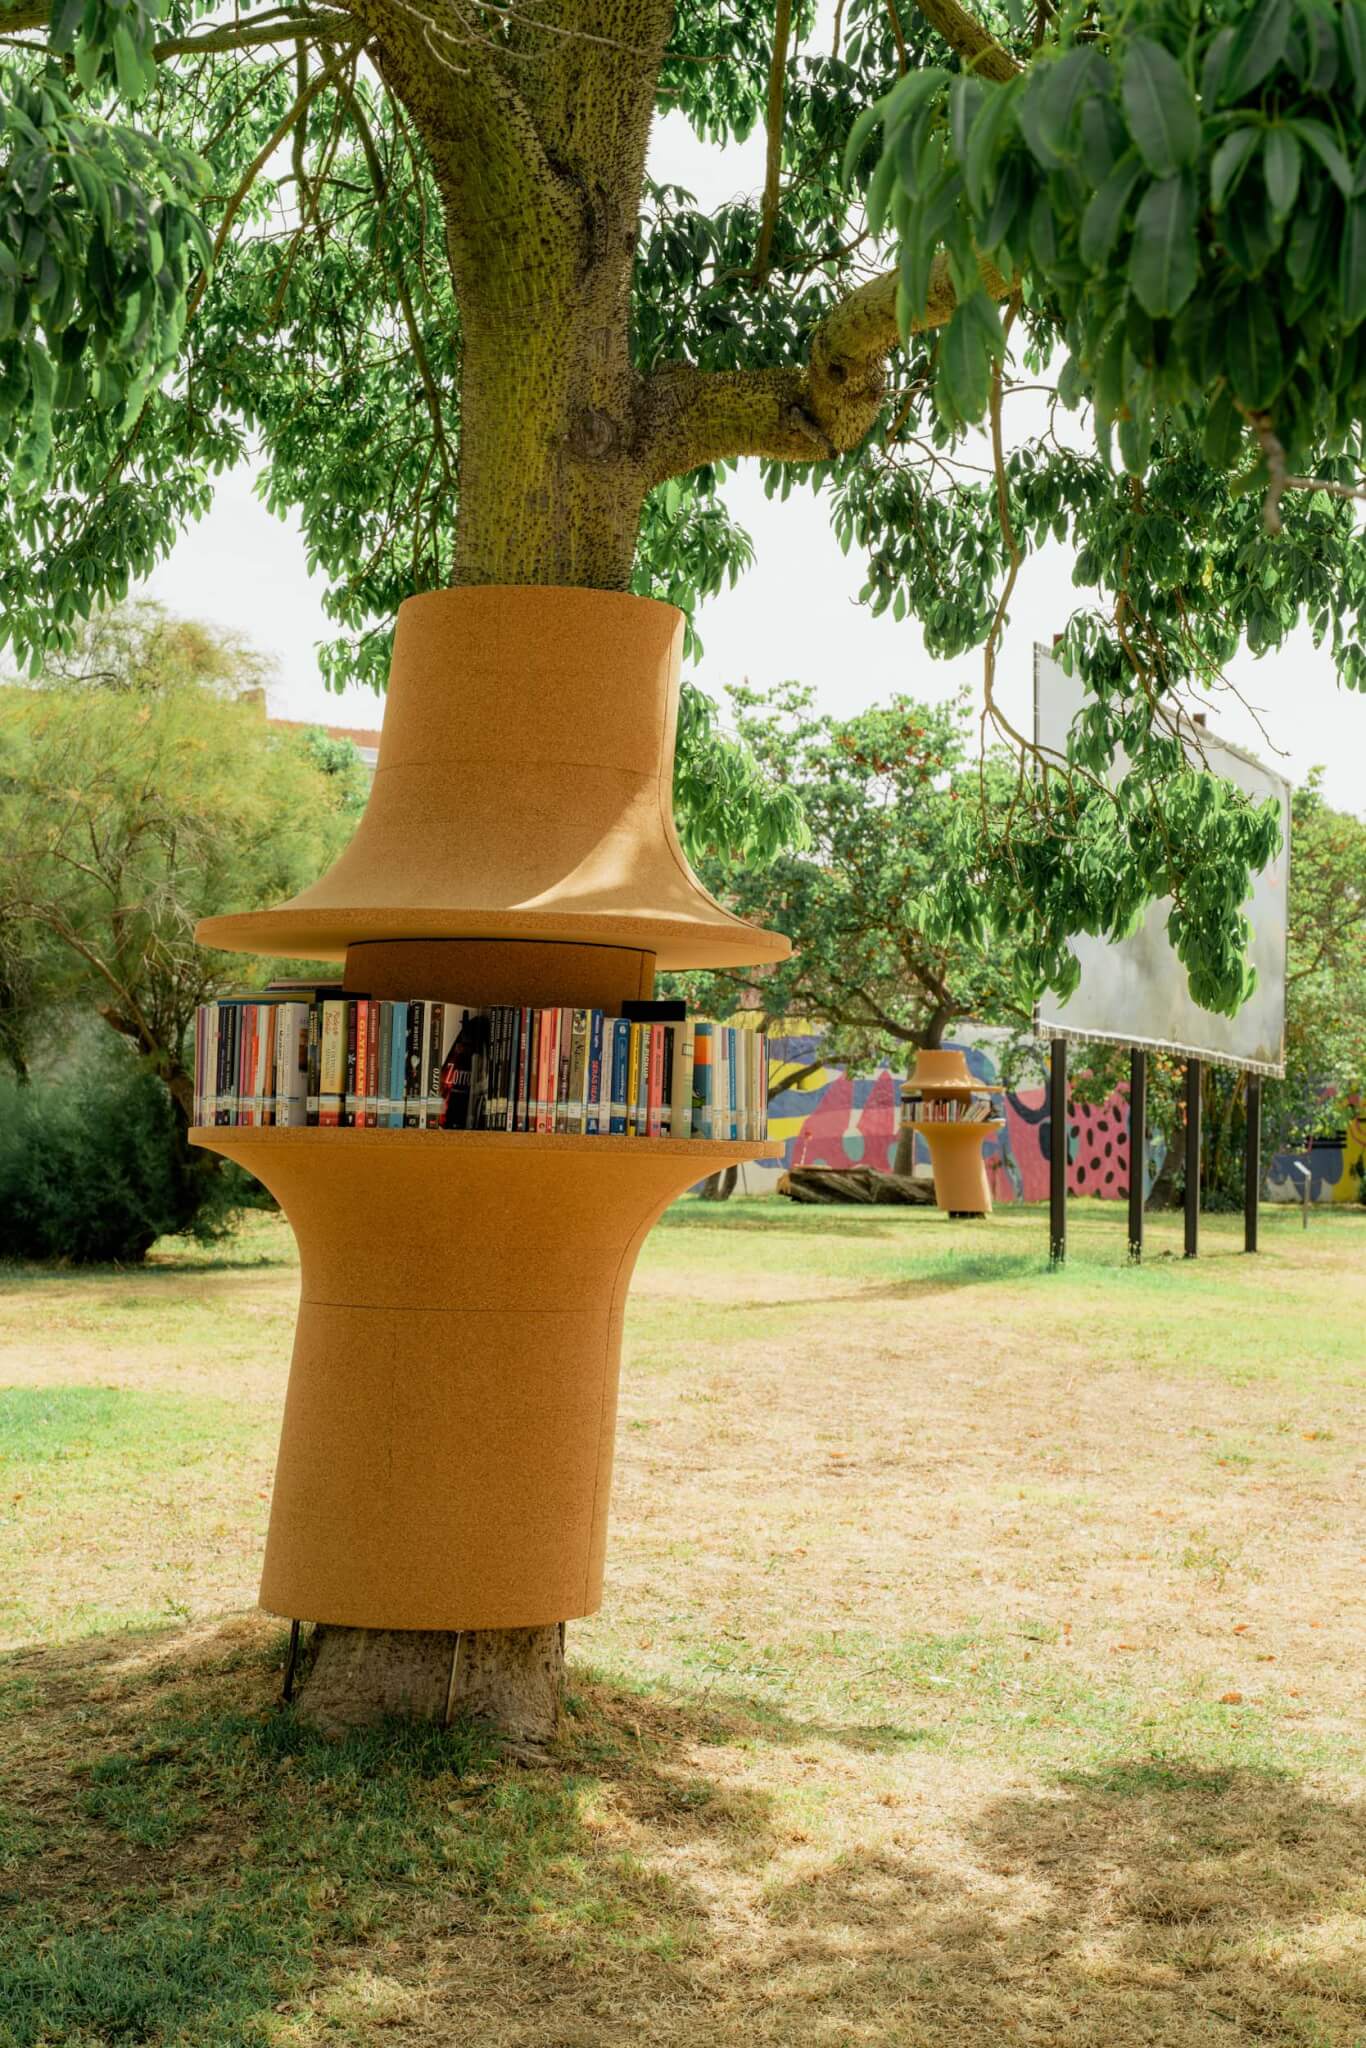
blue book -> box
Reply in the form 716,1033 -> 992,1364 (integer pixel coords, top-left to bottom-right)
386,1001 -> 407,1125
608,1017 -> 630,1134
585,1010 -> 605,1133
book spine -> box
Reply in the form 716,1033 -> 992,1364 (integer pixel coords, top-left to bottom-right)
595,1014 -> 611,1135
735,1028 -> 748,1142
306,1003 -> 321,1125
727,1028 -> 738,1140
760,1035 -> 769,1139
237,1003 -> 254,1127
341,999 -> 357,1127
583,1011 -> 603,1134
658,1024 -> 674,1138
553,1007 -> 571,1134
385,1001 -> 405,1127
565,1008 -> 586,1134
677,1022 -> 695,1139
402,1004 -> 423,1127
214,1004 -> 231,1125
625,1022 -> 641,1136
376,1001 -> 393,1125
288,1003 -> 311,1127
515,1006 -> 532,1131
318,1000 -> 345,1125
714,1025 -> 728,1141
645,1023 -> 663,1138
366,998 -> 381,1126
425,1001 -> 446,1126
262,1004 -> 279,1126
608,1018 -> 629,1134
691,1022 -> 711,1140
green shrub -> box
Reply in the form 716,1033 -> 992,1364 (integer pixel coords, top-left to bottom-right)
0,1058 -> 239,1264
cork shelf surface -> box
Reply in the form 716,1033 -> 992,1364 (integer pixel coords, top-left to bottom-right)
193,1122 -> 767,1631
191,1128 -> 771,1158
196,585 -> 790,971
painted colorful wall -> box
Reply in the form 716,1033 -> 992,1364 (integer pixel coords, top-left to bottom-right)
738,1033 -> 1360,1205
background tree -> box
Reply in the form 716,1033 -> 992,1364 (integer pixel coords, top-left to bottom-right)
668,678 -> 1029,1058
5,0 -> 1366,1727
0,603 -> 366,1133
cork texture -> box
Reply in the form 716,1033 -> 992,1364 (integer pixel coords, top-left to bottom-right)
196,586 -> 790,971
345,938 -> 656,1009
192,1129 -> 768,1630
910,1120 -> 1005,1214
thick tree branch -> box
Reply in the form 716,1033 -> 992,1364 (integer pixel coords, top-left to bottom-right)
642,251 -> 1006,481
912,0 -> 1020,80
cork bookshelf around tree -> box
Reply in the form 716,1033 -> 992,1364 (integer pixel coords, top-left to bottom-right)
903,1049 -> 1004,1218
191,586 -> 787,1633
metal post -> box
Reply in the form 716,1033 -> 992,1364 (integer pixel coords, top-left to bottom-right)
1049,1037 -> 1068,1266
1184,1057 -> 1202,1259
1128,1046 -> 1147,1263
1244,1073 -> 1261,1254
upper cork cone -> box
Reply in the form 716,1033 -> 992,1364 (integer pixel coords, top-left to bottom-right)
196,585 -> 790,970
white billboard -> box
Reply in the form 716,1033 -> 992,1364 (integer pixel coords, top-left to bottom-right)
1033,647 -> 1289,1076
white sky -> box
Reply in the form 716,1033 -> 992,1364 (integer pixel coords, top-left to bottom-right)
143,104 -> 1365,815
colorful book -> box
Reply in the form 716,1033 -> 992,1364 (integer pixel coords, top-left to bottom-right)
677,1021 -> 695,1139
609,1017 -> 630,1134
319,1000 -> 346,1126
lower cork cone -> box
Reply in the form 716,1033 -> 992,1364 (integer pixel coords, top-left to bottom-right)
914,1122 -> 1004,1216
193,1128 -> 766,1630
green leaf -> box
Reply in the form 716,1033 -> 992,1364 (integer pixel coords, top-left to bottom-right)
1289,119 -> 1354,197
1210,126 -> 1261,209
842,94 -> 888,187
937,296 -> 996,423
1262,128 -> 1301,217
1226,288 -> 1284,407
1079,150 -> 1142,268
1346,0 -> 1366,114
1339,195 -> 1366,324
1221,0 -> 1293,101
46,0 -> 83,52
1202,382 -> 1244,467
1121,38 -> 1200,177
962,83 -> 1017,213
1128,171 -> 1198,316
1018,48 -> 1109,171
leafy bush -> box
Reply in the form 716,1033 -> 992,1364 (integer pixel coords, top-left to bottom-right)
0,1059 -> 238,1264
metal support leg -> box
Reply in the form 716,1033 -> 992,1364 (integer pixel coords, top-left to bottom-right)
1049,1037 -> 1068,1266
1244,1074 -> 1261,1253
1184,1058 -> 1202,1259
1128,1047 -> 1146,1264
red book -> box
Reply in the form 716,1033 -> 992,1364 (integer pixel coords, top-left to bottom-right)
365,998 -> 380,1125
647,1023 -> 664,1138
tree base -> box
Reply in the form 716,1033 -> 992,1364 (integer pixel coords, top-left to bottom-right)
293,1623 -> 565,1748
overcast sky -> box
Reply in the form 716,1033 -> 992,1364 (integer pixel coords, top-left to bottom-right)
143,104 -> 1364,815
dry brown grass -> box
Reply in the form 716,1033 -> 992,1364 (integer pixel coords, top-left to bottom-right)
2,1198 -> 1364,2047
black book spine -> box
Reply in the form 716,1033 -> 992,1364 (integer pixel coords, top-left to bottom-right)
343,998 -> 357,1128
306,1002 -> 321,1126
403,1004 -> 423,1127
214,1003 -> 231,1125
660,1023 -> 675,1138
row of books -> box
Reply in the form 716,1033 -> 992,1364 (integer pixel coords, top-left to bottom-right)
192,994 -> 769,1141
902,1093 -> 999,1124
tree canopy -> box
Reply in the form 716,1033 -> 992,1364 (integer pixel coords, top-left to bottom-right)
667,681 -> 1030,1067
2,0 -> 1364,1013
0,602 -> 366,1111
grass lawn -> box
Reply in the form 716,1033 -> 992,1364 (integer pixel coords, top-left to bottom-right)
1,1196 -> 1364,2047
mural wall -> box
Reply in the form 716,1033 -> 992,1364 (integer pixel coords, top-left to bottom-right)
736,1033 -> 1360,1205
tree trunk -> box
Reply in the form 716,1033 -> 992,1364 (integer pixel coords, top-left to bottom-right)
291,8 -> 675,1744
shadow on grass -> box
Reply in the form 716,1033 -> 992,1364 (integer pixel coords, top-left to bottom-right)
2,1620 -> 1363,2047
